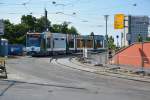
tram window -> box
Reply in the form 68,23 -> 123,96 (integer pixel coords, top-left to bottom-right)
61,38 -> 65,40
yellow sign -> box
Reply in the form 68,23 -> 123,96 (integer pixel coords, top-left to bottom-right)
114,14 -> 124,29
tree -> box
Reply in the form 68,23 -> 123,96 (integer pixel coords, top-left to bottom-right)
108,36 -> 116,50
50,24 -> 62,33
90,32 -> 94,36
13,23 -> 28,44
146,37 -> 150,41
90,32 -> 96,49
138,34 -> 143,42
35,16 -> 51,32
3,20 -> 28,44
61,21 -> 68,34
68,26 -> 78,35
21,15 -> 36,32
3,15 -> 78,45
3,20 -> 15,43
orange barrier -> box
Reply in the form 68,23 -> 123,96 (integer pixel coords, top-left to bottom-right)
112,42 -> 150,68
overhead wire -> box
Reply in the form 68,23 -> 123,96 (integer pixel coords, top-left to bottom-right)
0,0 -> 108,26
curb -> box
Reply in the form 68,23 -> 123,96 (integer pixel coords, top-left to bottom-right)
56,58 -> 150,83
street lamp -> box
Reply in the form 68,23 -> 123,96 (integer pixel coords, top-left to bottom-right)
104,15 -> 109,43
104,15 -> 109,64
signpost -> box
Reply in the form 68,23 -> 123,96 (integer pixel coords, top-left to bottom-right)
114,14 -> 124,29
0,20 -> 4,35
114,14 -> 126,46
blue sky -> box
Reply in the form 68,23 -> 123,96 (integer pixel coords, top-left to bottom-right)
0,0 -> 150,44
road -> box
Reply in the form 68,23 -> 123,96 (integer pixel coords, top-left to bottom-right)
0,56 -> 150,100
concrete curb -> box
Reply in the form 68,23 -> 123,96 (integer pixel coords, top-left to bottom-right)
56,57 -> 150,83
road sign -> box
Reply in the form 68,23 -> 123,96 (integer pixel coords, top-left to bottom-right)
114,14 -> 124,29
0,20 -> 4,35
116,35 -> 119,38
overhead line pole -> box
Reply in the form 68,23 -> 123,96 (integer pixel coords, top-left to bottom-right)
45,8 -> 48,31
104,15 -> 109,65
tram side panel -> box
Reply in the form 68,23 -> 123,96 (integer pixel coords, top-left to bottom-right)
68,34 -> 76,53
52,33 -> 67,55
86,37 -> 94,51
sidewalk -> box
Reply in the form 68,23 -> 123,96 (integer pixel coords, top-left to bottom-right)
56,57 -> 150,83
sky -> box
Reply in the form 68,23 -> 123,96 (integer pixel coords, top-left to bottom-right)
0,0 -> 150,44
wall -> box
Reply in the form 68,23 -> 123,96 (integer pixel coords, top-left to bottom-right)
112,42 -> 150,68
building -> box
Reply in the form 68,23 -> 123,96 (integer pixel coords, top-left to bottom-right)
128,16 -> 149,44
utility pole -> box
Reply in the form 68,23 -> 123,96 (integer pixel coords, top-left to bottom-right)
104,15 -> 109,43
123,19 -> 126,46
45,8 -> 48,31
104,15 -> 109,64
121,32 -> 123,47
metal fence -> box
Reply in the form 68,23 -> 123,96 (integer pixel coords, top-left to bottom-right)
87,51 -> 150,72
87,51 -> 108,65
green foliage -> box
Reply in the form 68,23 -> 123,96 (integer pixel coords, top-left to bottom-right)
21,15 -> 36,32
51,22 -> 78,34
50,24 -> 62,33
67,26 -> 78,35
61,22 -> 68,34
35,16 -> 51,32
3,15 -> 78,45
137,34 -> 143,42
90,32 -> 94,36
108,36 -> 116,50
146,37 -> 150,42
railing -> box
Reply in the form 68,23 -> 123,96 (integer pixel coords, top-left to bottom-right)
87,51 -> 108,65
87,51 -> 150,72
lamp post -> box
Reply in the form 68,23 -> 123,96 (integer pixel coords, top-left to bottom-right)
104,15 -> 109,64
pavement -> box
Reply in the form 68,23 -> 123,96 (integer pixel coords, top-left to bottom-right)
0,56 -> 150,100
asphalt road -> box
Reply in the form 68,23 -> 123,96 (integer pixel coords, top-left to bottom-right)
0,56 -> 150,100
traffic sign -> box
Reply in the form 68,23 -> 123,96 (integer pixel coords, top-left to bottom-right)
116,35 -> 119,38
114,14 -> 124,29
